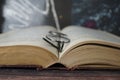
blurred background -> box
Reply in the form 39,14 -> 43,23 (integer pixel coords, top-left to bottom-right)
0,0 -> 120,36
72,0 -> 120,36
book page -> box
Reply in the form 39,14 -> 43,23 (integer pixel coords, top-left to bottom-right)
0,26 -> 58,56
61,26 -> 120,57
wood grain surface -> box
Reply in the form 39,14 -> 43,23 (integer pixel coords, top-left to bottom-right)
0,68 -> 120,80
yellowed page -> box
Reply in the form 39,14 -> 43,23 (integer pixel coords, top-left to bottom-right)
60,26 -> 120,57
0,26 -> 58,56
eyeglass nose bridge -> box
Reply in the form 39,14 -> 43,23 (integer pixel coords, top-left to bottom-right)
49,31 -> 67,37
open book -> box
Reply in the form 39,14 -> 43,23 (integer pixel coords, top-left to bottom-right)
0,26 -> 120,69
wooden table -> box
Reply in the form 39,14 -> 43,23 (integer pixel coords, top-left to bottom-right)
0,67 -> 120,80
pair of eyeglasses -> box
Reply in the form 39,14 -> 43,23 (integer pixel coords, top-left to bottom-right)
43,31 -> 70,53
